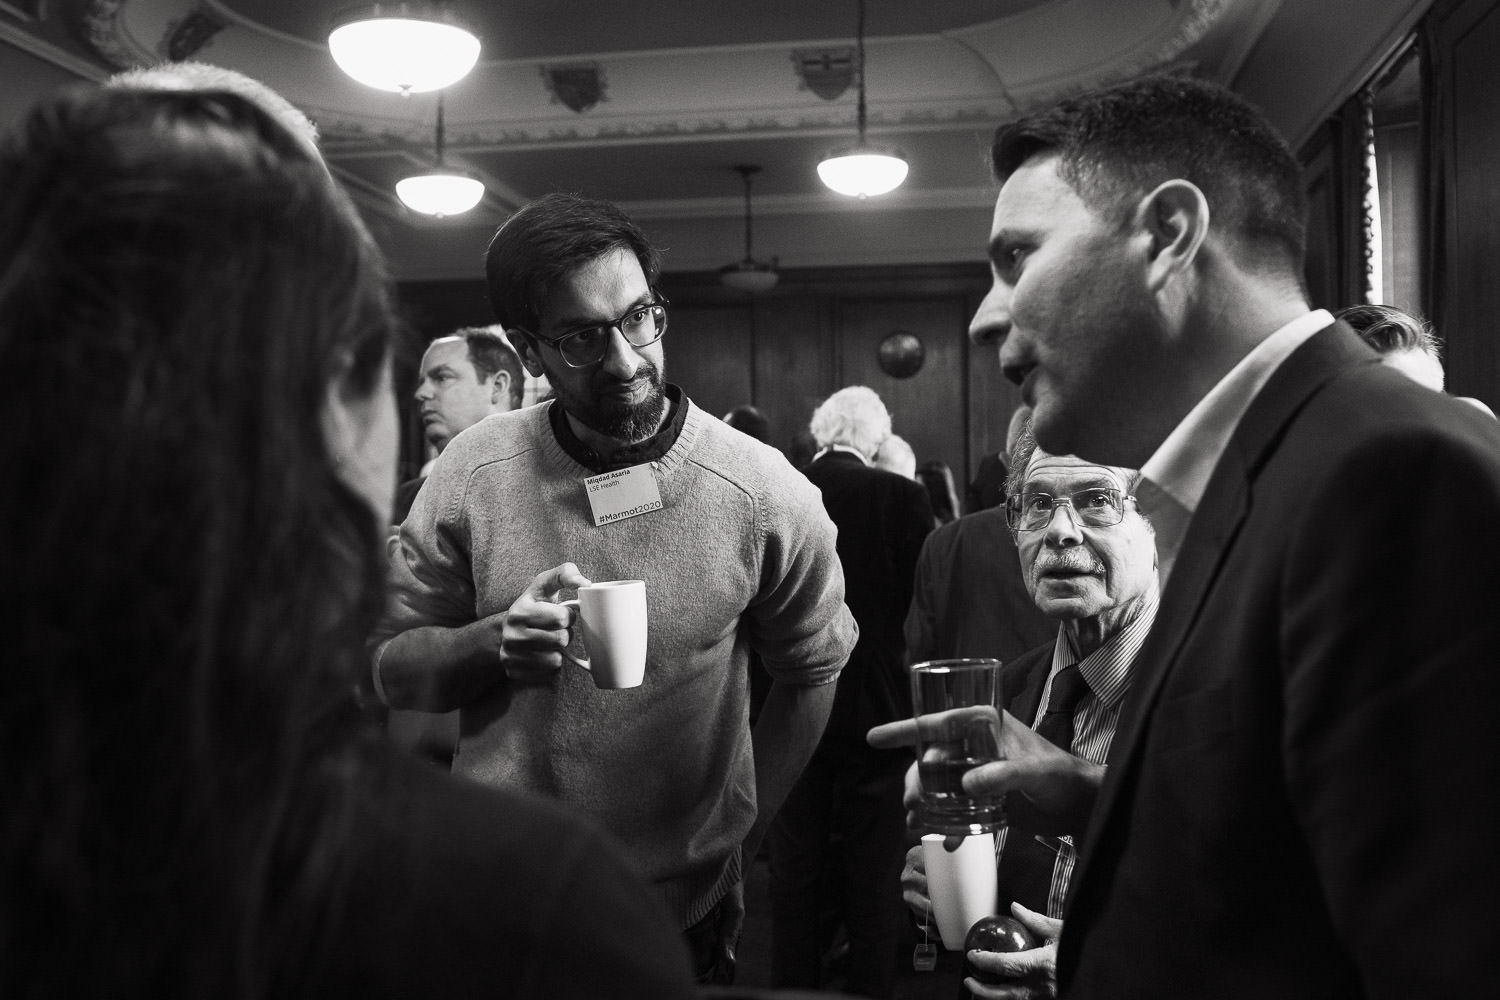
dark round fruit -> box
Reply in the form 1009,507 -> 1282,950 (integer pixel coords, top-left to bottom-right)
962,914 -> 1038,985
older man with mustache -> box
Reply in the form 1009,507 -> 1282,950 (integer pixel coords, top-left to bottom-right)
884,421 -> 1157,999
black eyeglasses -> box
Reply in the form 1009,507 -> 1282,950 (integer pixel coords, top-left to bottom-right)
1006,488 -> 1135,532
528,296 -> 669,368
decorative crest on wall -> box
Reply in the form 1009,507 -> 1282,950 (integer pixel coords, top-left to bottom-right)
541,63 -> 607,113
792,47 -> 854,101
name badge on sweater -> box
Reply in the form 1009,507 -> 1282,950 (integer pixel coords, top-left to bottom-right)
584,464 -> 663,527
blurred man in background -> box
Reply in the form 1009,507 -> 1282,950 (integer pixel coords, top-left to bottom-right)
395,326 -> 525,522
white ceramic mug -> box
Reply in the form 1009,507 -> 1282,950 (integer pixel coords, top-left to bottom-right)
922,831 -> 998,950
559,580 -> 648,689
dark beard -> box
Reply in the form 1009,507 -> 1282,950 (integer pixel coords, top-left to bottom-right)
567,360 -> 668,443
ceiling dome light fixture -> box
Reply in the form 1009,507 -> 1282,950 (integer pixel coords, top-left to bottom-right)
397,92 -> 484,216
329,3 -> 481,95
818,0 -> 908,199
720,165 -> 779,293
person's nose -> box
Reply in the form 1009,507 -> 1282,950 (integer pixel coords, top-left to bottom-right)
968,280 -> 1012,348
600,326 -> 642,380
1043,502 -> 1085,547
414,379 -> 433,403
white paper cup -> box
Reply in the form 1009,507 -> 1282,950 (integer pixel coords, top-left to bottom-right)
922,831 -> 998,950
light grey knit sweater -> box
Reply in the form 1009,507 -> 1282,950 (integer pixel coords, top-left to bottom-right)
378,398 -> 856,928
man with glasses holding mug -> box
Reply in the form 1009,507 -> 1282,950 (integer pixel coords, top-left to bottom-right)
373,193 -> 857,984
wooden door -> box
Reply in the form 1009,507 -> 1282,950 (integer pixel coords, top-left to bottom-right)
751,295 -> 834,458
836,296 -> 969,490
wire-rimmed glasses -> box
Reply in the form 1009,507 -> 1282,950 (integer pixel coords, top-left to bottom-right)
1005,487 -> 1134,531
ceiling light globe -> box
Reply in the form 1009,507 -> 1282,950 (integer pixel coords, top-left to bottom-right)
396,171 -> 485,216
329,14 -> 480,94
817,148 -> 908,198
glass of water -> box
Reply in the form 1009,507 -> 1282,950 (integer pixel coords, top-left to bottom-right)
910,658 -> 1006,835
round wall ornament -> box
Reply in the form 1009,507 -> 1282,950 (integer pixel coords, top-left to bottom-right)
877,330 -> 924,378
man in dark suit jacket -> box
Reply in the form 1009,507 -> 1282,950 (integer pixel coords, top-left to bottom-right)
770,386 -> 933,998
966,407 -> 1031,513
965,450 -> 1008,513
877,75 -> 1500,998
905,506 -> 1055,667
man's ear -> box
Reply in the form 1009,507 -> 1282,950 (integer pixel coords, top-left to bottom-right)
1137,179 -> 1209,292
489,368 -> 512,408
509,328 -> 547,378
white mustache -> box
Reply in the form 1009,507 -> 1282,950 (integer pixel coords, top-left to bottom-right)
1036,555 -> 1102,575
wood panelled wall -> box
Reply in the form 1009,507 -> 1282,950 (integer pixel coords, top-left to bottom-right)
397,262 -> 1025,504
1429,0 -> 1500,404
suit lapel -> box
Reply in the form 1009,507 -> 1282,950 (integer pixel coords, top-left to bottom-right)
1003,642 -> 1055,726
1064,322 -> 1377,920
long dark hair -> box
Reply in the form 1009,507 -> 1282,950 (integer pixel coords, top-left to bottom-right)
0,86 -> 398,997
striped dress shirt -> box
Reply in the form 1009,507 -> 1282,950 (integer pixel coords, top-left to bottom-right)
995,587 -> 1160,917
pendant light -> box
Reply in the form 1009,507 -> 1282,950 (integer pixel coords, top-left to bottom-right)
396,92 -> 484,216
329,3 -> 481,95
720,165 -> 779,292
817,0 -> 908,198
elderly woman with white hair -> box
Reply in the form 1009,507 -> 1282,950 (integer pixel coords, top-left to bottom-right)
809,385 -> 892,460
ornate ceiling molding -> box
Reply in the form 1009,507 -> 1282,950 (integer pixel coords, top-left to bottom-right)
0,12 -> 108,78
66,0 -> 137,68
69,0 -> 1253,152
163,2 -> 225,61
31,0 -> 1278,272
623,185 -> 1000,221
311,97 -> 1015,153
1,0 -> 48,21
952,0 -> 1236,108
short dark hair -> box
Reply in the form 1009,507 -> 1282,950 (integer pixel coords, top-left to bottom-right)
991,74 -> 1307,280
484,192 -> 662,333
445,327 -> 525,408
1336,303 -> 1442,360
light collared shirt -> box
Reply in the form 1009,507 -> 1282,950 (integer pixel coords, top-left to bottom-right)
995,585 -> 1160,917
1137,309 -> 1333,585
811,444 -> 872,466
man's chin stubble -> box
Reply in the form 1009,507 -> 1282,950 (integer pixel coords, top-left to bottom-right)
595,393 -> 666,442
